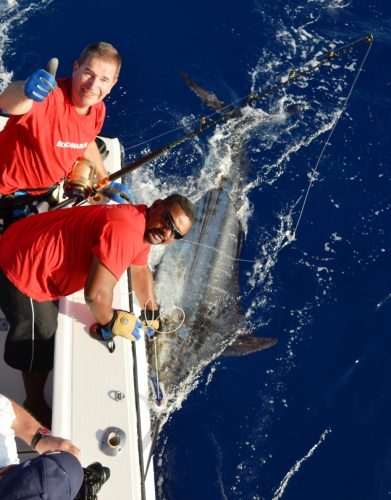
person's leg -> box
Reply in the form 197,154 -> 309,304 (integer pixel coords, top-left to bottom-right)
0,451 -> 83,500
22,371 -> 52,428
0,269 -> 58,427
21,298 -> 58,427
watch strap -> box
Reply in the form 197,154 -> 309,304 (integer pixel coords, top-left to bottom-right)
31,426 -> 51,449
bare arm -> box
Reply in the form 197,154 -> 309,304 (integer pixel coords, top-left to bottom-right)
10,398 -> 81,458
84,255 -> 118,325
84,140 -> 109,182
130,264 -> 159,311
0,81 -> 33,115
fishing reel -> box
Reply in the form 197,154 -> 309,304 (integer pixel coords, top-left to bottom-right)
63,159 -> 96,201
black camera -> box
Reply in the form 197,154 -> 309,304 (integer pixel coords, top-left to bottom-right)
74,462 -> 110,500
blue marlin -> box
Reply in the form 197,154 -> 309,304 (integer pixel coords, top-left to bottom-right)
148,187 -> 277,414
146,76 -> 283,415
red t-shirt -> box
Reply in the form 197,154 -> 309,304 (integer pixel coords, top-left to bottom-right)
0,78 -> 105,195
0,204 -> 150,301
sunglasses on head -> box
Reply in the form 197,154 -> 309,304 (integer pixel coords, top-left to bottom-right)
162,212 -> 184,240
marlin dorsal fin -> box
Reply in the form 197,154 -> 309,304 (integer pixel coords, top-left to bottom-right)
182,73 -> 227,112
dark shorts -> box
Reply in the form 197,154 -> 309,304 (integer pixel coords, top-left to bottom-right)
0,269 -> 58,373
0,451 -> 83,500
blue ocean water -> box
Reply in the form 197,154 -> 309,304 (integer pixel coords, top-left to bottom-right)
0,1 -> 390,499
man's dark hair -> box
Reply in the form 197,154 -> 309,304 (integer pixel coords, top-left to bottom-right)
164,194 -> 195,222
78,42 -> 121,77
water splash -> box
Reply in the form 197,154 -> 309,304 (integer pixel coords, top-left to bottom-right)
376,292 -> 391,310
273,428 -> 332,499
0,0 -> 54,91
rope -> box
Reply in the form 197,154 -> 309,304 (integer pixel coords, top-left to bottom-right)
143,298 -> 186,335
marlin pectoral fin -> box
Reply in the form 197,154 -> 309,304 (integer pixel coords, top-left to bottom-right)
182,72 -> 227,112
222,335 -> 278,357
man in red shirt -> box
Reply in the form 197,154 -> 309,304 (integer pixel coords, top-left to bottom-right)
0,41 -> 130,230
0,194 -> 195,426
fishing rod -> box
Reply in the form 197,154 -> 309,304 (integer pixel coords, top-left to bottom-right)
52,33 -> 373,210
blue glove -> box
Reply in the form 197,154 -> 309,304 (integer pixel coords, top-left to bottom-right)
24,68 -> 57,102
102,182 -> 135,204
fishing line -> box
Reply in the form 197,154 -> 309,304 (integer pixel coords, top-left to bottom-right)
181,237 -> 258,263
265,37 -> 373,263
128,37 -> 373,288
176,37 -> 372,270
123,35 -> 372,155
123,96 -> 245,153
125,122 -> 195,152
289,37 -> 373,241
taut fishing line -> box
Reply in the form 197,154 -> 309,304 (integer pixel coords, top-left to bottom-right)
175,31 -> 372,266
181,237 -> 258,263
289,37 -> 373,242
123,35 -> 373,155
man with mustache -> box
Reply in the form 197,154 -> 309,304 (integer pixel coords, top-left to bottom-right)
0,194 -> 195,425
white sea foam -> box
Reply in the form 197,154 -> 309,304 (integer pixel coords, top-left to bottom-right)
0,0 -> 54,91
272,428 -> 332,499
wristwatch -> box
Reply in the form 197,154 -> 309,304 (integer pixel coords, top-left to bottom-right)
31,426 -> 51,449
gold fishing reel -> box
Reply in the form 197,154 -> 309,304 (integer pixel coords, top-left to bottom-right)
63,159 -> 96,200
